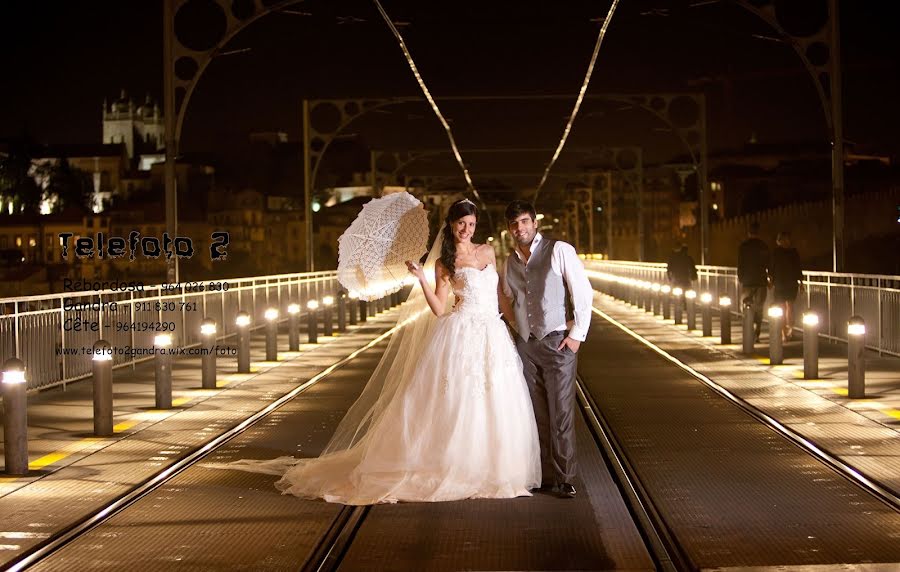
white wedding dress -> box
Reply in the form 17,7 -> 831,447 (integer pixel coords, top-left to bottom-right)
273,263 -> 541,504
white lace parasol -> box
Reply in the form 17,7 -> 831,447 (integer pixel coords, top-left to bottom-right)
337,192 -> 429,300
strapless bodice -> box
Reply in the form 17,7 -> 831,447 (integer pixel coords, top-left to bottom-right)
451,264 -> 499,317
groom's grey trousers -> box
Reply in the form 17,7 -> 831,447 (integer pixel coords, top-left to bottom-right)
515,330 -> 578,485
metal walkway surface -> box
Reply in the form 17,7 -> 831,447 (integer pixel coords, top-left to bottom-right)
25,337 -> 654,572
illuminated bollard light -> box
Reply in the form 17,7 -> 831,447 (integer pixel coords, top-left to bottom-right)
92,340 -> 114,436
768,305 -> 784,365
200,318 -> 217,389
700,292 -> 713,337
802,311 -> 820,380
287,303 -> 300,351
154,333 -> 173,409
360,298 -> 369,323
322,296 -> 334,337
672,287 -> 683,325
236,311 -> 251,373
348,291 -> 359,326
685,290 -> 697,331
3,358 -> 28,475
337,292 -> 347,333
742,302 -> 755,354
719,297 -> 732,345
651,284 -> 661,315
848,316 -> 866,398
307,300 -> 319,344
265,308 -> 279,361
661,285 -> 671,320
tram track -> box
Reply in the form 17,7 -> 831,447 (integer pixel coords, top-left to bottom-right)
2,323 -> 400,572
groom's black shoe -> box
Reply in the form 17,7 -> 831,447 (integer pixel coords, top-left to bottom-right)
533,483 -> 557,494
558,483 -> 576,498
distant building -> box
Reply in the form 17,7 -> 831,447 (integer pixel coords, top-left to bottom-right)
102,90 -> 164,168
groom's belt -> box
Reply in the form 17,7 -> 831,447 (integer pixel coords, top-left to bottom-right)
528,330 -> 567,341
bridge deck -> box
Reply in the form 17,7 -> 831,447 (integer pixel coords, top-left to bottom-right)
1,292 -> 899,570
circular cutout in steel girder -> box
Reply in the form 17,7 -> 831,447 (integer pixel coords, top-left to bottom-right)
615,149 -> 639,171
175,0 -> 228,52
231,0 -> 255,20
310,137 -> 326,153
310,102 -> 343,134
805,41 -> 830,66
344,101 -> 360,116
175,56 -> 199,81
667,96 -> 700,129
375,154 -> 398,173
773,0 -> 828,38
649,97 -> 666,111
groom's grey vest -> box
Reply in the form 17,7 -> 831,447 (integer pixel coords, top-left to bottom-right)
505,238 -> 566,342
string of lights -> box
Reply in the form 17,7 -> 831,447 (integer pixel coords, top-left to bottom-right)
533,0 -> 621,204
372,0 -> 482,205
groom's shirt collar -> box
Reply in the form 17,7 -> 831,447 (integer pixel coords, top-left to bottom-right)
515,232 -> 544,261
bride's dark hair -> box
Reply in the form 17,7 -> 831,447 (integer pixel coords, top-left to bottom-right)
439,199 -> 478,276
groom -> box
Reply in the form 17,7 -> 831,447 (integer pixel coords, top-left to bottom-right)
501,200 -> 593,499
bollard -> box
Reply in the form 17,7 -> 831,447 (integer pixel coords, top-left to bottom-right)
719,297 -> 732,345
700,292 -> 713,337
672,287 -> 683,325
154,333 -> 173,409
287,303 -> 300,351
742,303 -> 755,354
661,285 -> 671,320
265,308 -> 279,361
236,311 -> 251,373
337,292 -> 347,333
802,311 -> 819,379
848,316 -> 866,398
360,299 -> 369,322
322,296 -> 334,337
348,291 -> 359,325
685,290 -> 697,331
768,306 -> 784,365
651,284 -> 661,315
643,283 -> 653,313
368,296 -> 376,317
307,300 -> 319,344
200,318 -> 217,389
3,358 -> 28,475
92,340 -> 114,436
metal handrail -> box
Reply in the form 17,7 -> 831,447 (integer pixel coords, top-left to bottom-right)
585,259 -> 900,358
0,271 -> 340,391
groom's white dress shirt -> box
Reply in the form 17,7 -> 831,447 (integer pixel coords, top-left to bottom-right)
503,232 -> 593,342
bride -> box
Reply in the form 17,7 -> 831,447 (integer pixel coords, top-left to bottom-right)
223,198 -> 540,505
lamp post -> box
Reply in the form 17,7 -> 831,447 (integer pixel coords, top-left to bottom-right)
719,296 -> 732,344
700,292 -> 713,337
92,340 -> 114,436
3,358 -> 28,475
322,296 -> 334,337
848,316 -> 866,398
661,285 -> 671,320
802,311 -> 820,379
768,306 -> 784,365
235,311 -> 251,373
307,300 -> 319,344
200,318 -> 217,389
672,287 -> 683,325
685,290 -> 697,331
154,333 -> 173,409
265,308 -> 279,361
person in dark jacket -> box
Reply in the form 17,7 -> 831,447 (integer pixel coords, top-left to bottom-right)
769,231 -> 803,341
738,222 -> 770,342
666,244 -> 697,289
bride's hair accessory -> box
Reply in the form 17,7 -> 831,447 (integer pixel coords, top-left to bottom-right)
457,198 -> 476,207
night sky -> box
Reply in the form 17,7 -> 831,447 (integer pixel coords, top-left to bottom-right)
2,1 -> 898,177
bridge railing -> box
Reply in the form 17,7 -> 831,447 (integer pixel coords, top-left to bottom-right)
584,259 -> 900,358
0,271 -> 339,391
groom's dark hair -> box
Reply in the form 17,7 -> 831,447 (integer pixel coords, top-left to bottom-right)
505,200 -> 536,222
